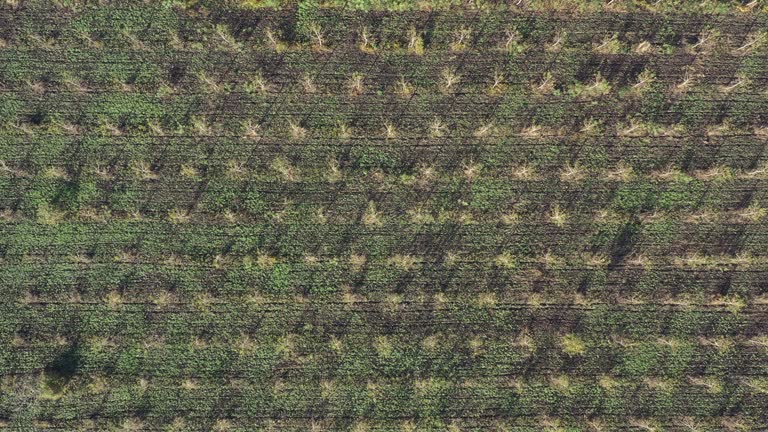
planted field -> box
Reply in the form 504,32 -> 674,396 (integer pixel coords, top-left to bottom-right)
1,0 -> 768,430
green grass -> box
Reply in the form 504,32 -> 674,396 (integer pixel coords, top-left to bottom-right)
1,3 -> 768,431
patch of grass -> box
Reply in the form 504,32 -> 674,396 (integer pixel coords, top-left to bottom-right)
561,334 -> 587,355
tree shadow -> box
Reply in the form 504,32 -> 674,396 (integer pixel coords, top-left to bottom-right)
42,344 -> 81,399
608,215 -> 642,270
